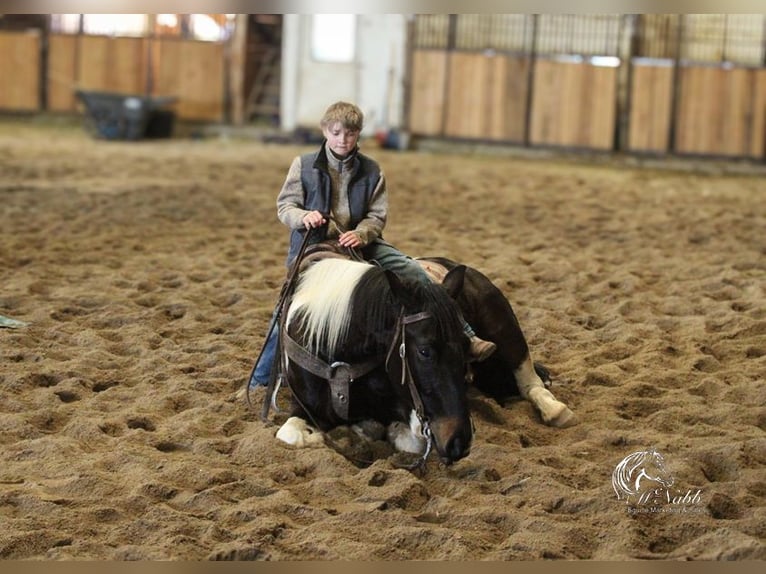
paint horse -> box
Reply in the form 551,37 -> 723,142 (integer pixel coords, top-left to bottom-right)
275,257 -> 473,465
417,257 -> 576,428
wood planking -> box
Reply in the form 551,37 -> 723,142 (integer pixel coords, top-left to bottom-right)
408,50 -> 449,136
77,36 -> 148,95
530,59 -> 617,150
154,38 -> 224,121
0,31 -> 40,111
627,60 -> 674,153
444,52 -> 529,142
675,65 -> 765,158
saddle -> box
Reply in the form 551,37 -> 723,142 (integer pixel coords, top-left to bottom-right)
298,242 -> 452,285
297,240 -> 367,273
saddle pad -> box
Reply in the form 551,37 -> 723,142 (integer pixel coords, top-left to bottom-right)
415,259 -> 449,285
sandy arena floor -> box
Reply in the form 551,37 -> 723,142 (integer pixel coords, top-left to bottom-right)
0,118 -> 764,560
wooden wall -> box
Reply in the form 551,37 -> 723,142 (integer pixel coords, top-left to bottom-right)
444,52 -> 529,142
408,50 -> 448,136
48,34 -> 79,111
529,58 -> 617,150
628,61 -> 766,158
78,36 -> 148,95
154,39 -> 225,121
409,50 -> 618,150
410,49 -> 765,160
409,50 -> 529,142
627,59 -> 674,153
0,30 -> 40,111
1,32 -> 224,122
675,65 -> 766,158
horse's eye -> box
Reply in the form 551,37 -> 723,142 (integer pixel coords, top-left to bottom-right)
417,347 -> 433,360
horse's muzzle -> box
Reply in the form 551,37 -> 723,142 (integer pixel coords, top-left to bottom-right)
430,416 -> 472,465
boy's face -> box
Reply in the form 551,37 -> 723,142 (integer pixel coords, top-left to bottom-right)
323,122 -> 360,158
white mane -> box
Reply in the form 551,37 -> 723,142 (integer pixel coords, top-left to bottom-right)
286,258 -> 372,357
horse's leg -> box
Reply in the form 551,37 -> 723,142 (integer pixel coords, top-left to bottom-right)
514,355 -> 577,428
275,369 -> 327,447
276,416 -> 325,447
386,410 -> 427,454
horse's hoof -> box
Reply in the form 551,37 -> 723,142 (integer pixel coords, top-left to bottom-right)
547,407 -> 577,428
276,416 -> 324,447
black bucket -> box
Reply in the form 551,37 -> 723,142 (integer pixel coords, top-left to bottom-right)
75,90 -> 177,141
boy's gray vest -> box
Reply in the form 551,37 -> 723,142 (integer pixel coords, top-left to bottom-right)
285,146 -> 382,267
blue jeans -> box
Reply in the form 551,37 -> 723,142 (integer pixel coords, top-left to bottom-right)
250,314 -> 279,388
364,241 -> 433,284
366,241 -> 475,338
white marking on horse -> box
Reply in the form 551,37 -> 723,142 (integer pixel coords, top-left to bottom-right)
386,410 -> 427,455
514,356 -> 576,427
276,416 -> 324,447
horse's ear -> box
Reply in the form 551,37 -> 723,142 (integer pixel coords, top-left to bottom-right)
441,265 -> 466,299
384,269 -> 418,308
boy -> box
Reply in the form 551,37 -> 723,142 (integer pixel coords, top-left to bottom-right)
251,101 -> 495,387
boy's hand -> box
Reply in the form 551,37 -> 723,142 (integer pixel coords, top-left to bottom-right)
303,210 -> 327,229
338,231 -> 362,248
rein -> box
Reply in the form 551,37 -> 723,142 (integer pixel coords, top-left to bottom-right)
252,221 -> 323,419
254,215 -> 363,421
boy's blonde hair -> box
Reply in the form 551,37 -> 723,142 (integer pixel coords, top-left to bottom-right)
320,101 -> 364,132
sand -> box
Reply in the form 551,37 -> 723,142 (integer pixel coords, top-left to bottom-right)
0,118 -> 764,561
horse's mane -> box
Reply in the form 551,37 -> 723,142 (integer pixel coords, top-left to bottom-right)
286,258 -> 464,360
287,259 -> 371,357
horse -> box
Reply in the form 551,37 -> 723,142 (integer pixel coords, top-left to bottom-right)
612,448 -> 675,501
416,257 -> 576,428
274,256 -> 474,466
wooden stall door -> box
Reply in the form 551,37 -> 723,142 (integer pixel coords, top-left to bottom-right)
77,36 -> 149,95
0,31 -> 40,111
154,38 -> 224,122
444,52 -> 530,143
627,59 -> 674,153
530,58 -> 618,150
408,49 -> 449,136
675,65 -> 766,159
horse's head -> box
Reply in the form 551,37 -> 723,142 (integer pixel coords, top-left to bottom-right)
385,265 -> 473,465
612,448 -> 675,500
641,448 -> 674,488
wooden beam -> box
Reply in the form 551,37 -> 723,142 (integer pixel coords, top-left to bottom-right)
229,14 -> 248,125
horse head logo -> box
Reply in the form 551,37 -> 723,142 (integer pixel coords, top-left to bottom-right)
612,447 -> 674,502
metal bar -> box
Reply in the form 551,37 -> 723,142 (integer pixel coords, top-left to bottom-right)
668,15 -> 684,154
523,14 -> 538,147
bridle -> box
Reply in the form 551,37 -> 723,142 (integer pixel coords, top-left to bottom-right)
385,309 -> 434,464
